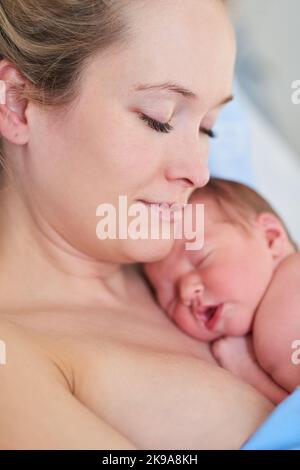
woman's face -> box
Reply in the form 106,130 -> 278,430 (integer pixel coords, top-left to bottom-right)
24,0 -> 236,264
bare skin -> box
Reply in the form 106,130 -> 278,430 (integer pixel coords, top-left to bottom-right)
0,263 -> 272,450
213,255 -> 300,405
0,0 -> 272,449
212,336 -> 289,405
145,191 -> 299,406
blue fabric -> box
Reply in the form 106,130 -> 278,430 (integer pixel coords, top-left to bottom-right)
209,82 -> 257,189
242,387 -> 300,450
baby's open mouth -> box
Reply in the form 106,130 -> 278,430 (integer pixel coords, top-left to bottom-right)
192,303 -> 223,330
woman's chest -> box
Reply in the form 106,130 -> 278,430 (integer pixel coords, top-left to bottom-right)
62,307 -> 215,449
3,305 -> 215,449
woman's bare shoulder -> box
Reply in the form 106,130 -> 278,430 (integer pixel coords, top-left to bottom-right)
0,316 -> 138,450
0,315 -> 73,391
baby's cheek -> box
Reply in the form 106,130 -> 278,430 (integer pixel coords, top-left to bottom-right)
224,315 -> 245,336
200,265 -> 229,296
207,263 -> 245,296
143,263 -> 162,289
155,289 -> 168,311
158,284 -> 177,313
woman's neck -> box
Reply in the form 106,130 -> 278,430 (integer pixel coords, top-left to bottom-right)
0,178 -> 135,314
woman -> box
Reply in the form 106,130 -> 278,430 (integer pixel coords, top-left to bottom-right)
0,0 -> 272,450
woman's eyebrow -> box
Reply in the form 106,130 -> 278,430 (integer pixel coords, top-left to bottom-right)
133,81 -> 234,106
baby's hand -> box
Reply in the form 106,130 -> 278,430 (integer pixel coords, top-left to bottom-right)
211,336 -> 288,404
212,335 -> 256,374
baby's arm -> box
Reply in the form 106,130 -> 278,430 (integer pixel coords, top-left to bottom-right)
212,335 -> 288,404
253,253 -> 300,394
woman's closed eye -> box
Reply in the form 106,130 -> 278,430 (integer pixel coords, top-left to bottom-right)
139,113 -> 217,138
139,113 -> 173,133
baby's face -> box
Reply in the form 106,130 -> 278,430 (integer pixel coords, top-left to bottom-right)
144,196 -> 275,341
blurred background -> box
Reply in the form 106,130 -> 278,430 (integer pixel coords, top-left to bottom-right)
210,0 -> 300,245
232,0 -> 300,154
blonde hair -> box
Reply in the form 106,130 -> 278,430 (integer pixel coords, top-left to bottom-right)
0,0 -> 134,171
192,178 -> 298,250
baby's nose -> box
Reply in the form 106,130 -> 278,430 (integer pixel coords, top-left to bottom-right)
178,274 -> 204,307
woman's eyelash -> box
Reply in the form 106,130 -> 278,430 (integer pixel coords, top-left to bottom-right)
200,127 -> 217,139
139,113 -> 173,133
139,113 -> 217,139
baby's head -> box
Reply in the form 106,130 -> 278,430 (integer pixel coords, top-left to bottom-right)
144,178 -> 297,341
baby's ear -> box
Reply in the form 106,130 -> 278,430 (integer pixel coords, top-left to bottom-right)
256,212 -> 288,261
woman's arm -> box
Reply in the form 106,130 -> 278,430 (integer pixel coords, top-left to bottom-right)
0,319 -> 137,450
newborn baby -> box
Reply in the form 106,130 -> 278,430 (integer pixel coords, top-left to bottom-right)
143,178 -> 300,405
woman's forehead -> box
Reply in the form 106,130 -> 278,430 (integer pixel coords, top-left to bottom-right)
131,1 -> 235,86
85,0 -> 235,106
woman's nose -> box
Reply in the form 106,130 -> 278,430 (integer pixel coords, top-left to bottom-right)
178,272 -> 204,307
165,140 -> 210,189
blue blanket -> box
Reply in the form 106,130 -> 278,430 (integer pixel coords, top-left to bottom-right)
242,387 -> 300,450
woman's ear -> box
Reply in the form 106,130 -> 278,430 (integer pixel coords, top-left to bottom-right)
256,212 -> 289,261
0,59 -> 30,146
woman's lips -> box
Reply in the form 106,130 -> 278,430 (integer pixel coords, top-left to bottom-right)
138,200 -> 184,223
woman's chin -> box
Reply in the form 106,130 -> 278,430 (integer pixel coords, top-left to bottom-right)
124,237 -> 176,263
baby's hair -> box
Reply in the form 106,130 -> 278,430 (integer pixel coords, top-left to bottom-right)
191,178 -> 298,251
